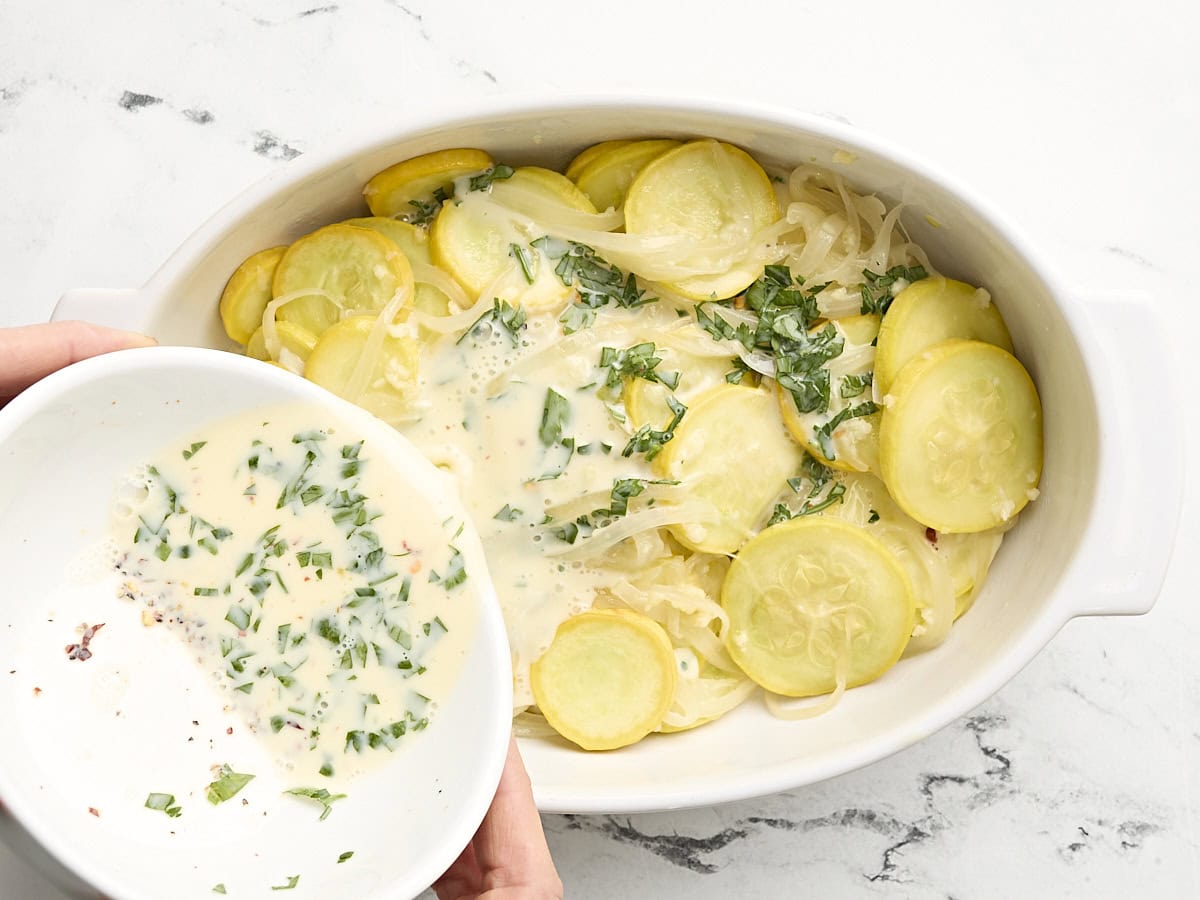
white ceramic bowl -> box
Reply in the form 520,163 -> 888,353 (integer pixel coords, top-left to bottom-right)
0,348 -> 512,898
51,96 -> 1183,815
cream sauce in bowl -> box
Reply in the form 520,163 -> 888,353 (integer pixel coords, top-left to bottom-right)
0,347 -> 509,900
112,404 -> 477,784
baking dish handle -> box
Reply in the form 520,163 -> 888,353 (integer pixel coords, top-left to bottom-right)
52,287 -> 155,333
1065,290 -> 1183,617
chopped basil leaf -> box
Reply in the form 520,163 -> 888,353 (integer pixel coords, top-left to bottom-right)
271,874 -> 300,891
467,164 -> 514,192
725,358 -> 753,384
494,504 -> 523,522
337,851 -> 354,864
182,441 -> 208,460
813,402 -> 879,460
840,372 -> 873,399
768,482 -> 847,524
545,477 -> 678,543
145,792 -> 182,818
458,298 -> 527,347
621,396 -> 685,461
539,389 -> 570,447
440,547 -> 468,590
206,765 -> 255,805
284,787 -> 348,822
859,264 -> 928,316
509,243 -> 535,284
598,343 -> 680,392
540,239 -> 655,333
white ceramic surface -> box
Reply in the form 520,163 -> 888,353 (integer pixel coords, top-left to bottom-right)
46,100 -> 1184,815
0,348 -> 512,899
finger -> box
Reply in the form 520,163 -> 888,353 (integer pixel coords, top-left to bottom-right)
431,841 -> 481,900
472,737 -> 562,897
0,321 -> 157,398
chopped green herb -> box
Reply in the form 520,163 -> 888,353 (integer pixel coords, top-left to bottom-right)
212,885 -> 227,895
538,389 -> 570,447
536,239 -> 655,333
458,298 -> 527,346
545,477 -> 677,544
337,851 -> 354,864
224,605 -> 251,631
510,243 -> 536,284
467,164 -> 515,192
622,396 -> 686,461
271,875 -> 300,891
599,343 -> 680,391
194,587 -> 218,597
405,192 -> 445,227
145,792 -> 182,818
442,548 -> 467,590
559,303 -> 596,334
840,372 -> 873,399
859,265 -> 928,316
182,441 -> 208,460
696,266 -> 855,417
867,509 -> 880,523
725,358 -> 753,384
813,402 -> 879,460
206,765 -> 255,805
284,787 -> 348,822
494,504 -> 522,522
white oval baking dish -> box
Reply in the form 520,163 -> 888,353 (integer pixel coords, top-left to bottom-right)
52,96 -> 1184,815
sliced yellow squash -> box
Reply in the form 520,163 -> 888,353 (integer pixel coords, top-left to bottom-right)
623,140 -> 779,300
341,217 -> 453,316
623,340 -> 735,430
657,384 -> 804,554
775,314 -> 881,473
722,517 -> 915,696
273,224 -> 414,335
218,246 -> 287,345
244,321 -> 318,364
501,166 -> 597,211
362,147 -> 494,219
531,609 -> 676,751
574,139 -> 681,213
564,140 -> 632,181
879,340 -> 1042,533
875,277 -> 1013,395
304,315 -> 420,423
431,167 -> 596,314
831,472 -> 955,654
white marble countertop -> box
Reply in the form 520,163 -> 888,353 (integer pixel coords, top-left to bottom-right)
1,0 -> 1197,897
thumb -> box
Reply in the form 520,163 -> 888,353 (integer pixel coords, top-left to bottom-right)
0,321 -> 157,399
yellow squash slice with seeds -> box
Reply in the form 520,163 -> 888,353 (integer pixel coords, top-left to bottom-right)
531,609 -> 676,751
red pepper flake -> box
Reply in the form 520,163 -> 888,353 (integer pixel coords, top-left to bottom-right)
925,527 -> 938,545
226,727 -> 234,735
65,622 -> 105,661
88,807 -> 100,818
32,687 -> 42,697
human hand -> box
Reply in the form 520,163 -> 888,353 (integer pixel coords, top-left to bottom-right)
433,737 -> 563,900
0,321 -> 156,405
